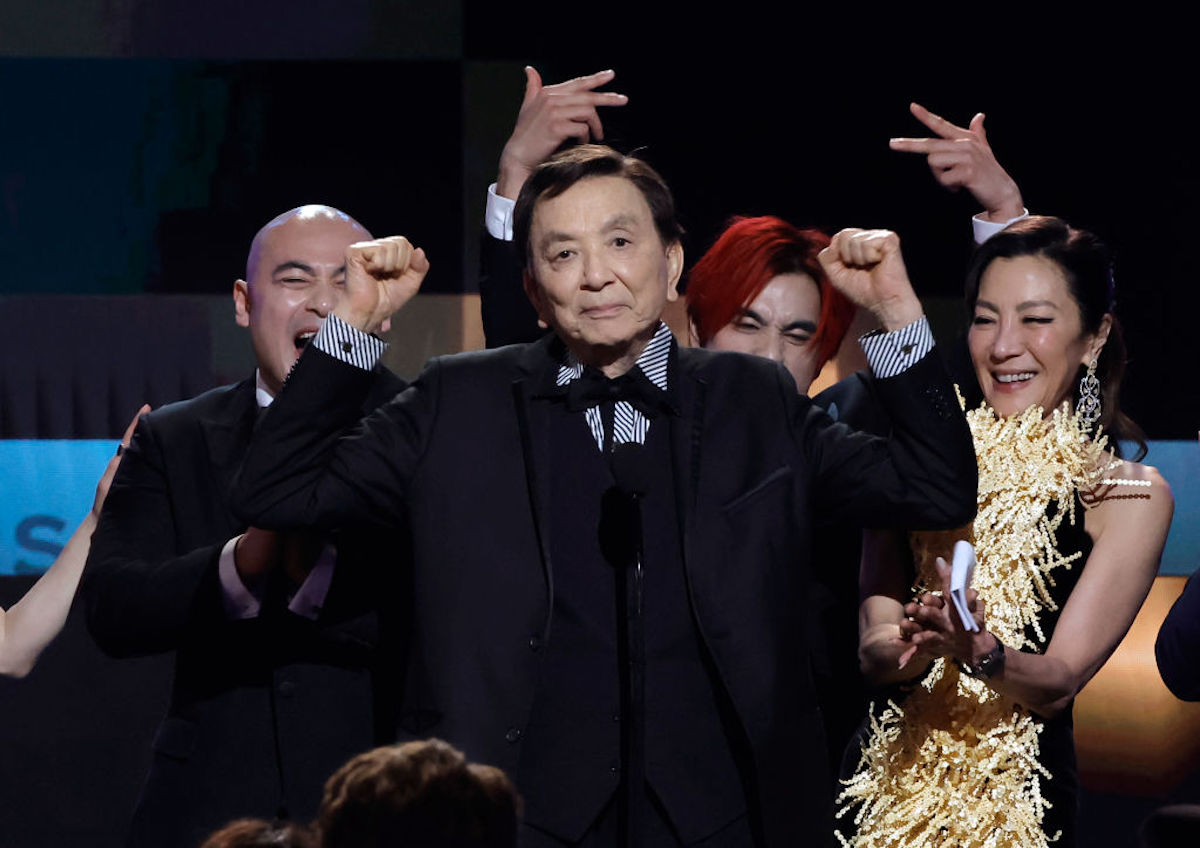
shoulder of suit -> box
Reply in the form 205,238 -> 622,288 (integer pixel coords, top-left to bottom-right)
424,340 -> 547,379
812,370 -> 874,410
680,345 -> 792,386
144,379 -> 252,429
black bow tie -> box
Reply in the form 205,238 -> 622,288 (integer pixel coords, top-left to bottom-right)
554,367 -> 676,419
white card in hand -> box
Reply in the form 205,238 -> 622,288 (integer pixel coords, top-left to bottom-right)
949,540 -> 980,632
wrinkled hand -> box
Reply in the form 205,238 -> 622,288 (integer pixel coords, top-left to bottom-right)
890,102 -> 1024,222
335,236 -> 429,334
897,556 -> 989,669
92,404 -> 151,517
496,67 -> 628,199
818,229 -> 923,331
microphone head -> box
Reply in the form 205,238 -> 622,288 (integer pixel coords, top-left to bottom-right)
610,443 -> 650,496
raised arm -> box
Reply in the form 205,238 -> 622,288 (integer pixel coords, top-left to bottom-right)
482,68 -> 627,348
798,230 -> 977,529
232,237 -> 430,534
901,463 -> 1172,717
890,102 -> 1025,226
1,405 -> 146,676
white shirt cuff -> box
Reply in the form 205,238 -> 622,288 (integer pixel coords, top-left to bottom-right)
972,208 -> 1029,245
287,545 -> 336,620
312,314 -> 386,371
859,316 -> 935,379
219,535 -> 262,620
486,183 -> 516,242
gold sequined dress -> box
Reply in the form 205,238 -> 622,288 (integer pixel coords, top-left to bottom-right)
835,401 -> 1132,848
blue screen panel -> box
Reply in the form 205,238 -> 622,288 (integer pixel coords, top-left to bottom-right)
1141,441 -> 1200,577
0,439 -> 1197,576
0,440 -> 118,576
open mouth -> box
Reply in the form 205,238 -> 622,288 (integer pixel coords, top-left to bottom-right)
994,372 -> 1035,384
294,331 -> 317,351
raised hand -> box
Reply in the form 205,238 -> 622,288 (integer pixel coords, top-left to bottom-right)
335,236 -> 429,334
817,229 -> 923,331
496,67 -> 628,199
889,102 -> 1024,222
92,404 -> 151,517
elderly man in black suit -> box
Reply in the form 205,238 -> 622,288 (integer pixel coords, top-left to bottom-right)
83,206 -> 409,848
232,147 -> 977,847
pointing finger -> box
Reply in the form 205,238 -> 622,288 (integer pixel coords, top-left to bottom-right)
889,137 -> 962,154
909,101 -> 968,140
551,68 -> 616,94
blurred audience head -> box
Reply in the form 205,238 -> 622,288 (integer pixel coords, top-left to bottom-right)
318,739 -> 520,848
199,818 -> 317,848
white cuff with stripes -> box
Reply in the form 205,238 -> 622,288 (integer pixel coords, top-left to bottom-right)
312,314 -> 387,371
859,316 -> 934,379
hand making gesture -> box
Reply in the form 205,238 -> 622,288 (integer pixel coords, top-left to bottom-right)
890,102 -> 1025,223
496,67 -> 628,200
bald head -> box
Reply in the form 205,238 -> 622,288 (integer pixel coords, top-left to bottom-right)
234,204 -> 374,396
245,204 -> 371,282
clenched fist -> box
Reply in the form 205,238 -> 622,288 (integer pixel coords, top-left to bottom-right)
335,236 -> 429,334
818,229 -> 923,332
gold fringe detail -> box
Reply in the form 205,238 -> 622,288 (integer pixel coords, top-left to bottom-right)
837,399 -> 1132,848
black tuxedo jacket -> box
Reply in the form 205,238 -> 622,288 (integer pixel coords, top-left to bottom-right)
232,336 -> 976,846
82,370 -> 408,848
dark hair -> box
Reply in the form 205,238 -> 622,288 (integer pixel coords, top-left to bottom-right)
512,144 -> 682,271
964,215 -> 1145,459
686,216 -> 855,372
317,739 -> 520,848
199,819 -> 317,848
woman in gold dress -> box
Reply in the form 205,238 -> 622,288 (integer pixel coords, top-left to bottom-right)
838,217 -> 1174,848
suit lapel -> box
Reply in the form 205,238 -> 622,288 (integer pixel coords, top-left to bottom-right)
670,347 -> 706,568
199,379 -> 257,534
511,338 -> 560,639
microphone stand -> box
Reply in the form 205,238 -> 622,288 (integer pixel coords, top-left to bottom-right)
609,444 -> 648,848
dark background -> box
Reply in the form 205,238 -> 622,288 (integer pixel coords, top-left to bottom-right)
0,2 -> 1195,845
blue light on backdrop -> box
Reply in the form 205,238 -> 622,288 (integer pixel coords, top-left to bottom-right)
1,440 -> 118,575
1140,440 -> 1200,578
1,439 -> 1196,577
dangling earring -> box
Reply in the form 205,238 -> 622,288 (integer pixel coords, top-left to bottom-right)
1077,358 -> 1101,431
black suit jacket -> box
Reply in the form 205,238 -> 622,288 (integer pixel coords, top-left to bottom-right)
1156,570 -> 1200,701
82,370 -> 409,848
232,336 -> 976,846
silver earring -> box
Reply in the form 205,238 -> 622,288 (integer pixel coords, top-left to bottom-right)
1077,358 -> 1101,431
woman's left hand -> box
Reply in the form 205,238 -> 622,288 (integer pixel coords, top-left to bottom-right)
897,556 -> 992,668
92,404 -> 150,518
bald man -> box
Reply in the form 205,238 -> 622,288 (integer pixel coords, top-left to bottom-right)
83,206 -> 410,848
